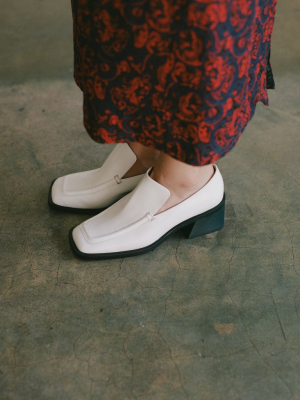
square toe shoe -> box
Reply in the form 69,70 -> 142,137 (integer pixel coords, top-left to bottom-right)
49,143 -> 144,213
69,164 -> 226,260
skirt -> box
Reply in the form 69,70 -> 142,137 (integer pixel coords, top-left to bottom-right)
70,0 -> 277,166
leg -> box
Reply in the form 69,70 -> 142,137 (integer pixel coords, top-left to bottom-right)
151,151 -> 215,214
124,142 -> 214,214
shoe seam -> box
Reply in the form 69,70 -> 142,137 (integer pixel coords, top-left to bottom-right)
60,174 -> 145,197
82,216 -> 150,244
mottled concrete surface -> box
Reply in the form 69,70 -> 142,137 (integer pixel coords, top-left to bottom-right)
1,1 -> 300,399
0,0 -> 73,85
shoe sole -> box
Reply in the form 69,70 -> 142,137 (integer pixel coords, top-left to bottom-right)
68,193 -> 226,260
48,179 -> 106,215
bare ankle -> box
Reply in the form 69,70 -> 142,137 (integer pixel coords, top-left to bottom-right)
150,153 -> 215,213
151,164 -> 214,194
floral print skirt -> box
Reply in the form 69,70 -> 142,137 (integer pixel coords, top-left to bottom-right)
71,0 -> 277,166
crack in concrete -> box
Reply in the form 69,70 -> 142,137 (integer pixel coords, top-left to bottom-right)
293,286 -> 300,324
172,346 -> 254,360
157,331 -> 189,399
272,296 -> 287,343
159,240 -> 182,328
268,151 -> 300,189
224,223 -> 237,287
226,288 -> 293,397
122,336 -> 137,400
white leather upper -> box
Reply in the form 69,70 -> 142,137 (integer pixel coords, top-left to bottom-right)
51,143 -> 144,209
72,164 -> 224,254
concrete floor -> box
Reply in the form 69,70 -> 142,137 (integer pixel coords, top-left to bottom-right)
1,0 -> 300,399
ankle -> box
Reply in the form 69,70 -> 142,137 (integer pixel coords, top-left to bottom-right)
152,164 -> 215,214
151,164 -> 215,196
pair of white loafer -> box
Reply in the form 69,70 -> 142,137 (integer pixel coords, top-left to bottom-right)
49,143 -> 226,259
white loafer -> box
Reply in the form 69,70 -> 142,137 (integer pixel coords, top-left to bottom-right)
69,164 -> 225,260
48,143 -> 144,213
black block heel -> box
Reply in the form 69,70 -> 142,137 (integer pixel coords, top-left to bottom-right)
185,193 -> 225,239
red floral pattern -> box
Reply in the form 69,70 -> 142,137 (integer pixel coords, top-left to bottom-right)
71,0 -> 277,166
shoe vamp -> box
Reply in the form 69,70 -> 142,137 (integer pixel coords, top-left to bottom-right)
84,174 -> 170,237
63,168 -> 110,193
